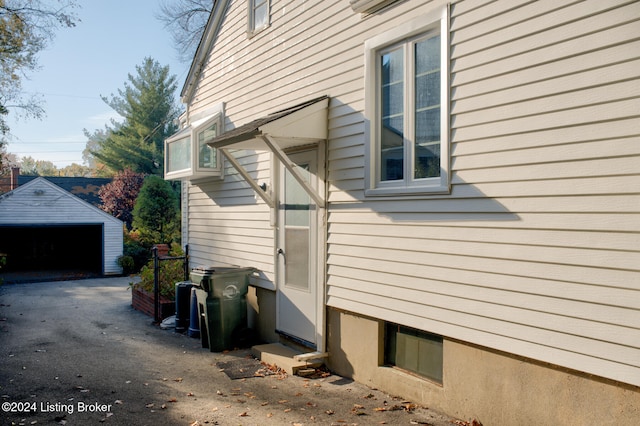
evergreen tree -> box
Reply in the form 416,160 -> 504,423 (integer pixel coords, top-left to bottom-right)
132,175 -> 180,245
91,58 -> 180,176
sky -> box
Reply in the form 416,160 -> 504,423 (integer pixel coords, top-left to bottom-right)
5,0 -> 192,169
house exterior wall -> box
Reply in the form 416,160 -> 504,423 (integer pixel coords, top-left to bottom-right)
0,178 -> 123,275
181,0 -> 639,422
327,308 -> 639,424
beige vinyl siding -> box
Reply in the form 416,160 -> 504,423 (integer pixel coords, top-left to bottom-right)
324,0 -> 640,387
185,150 -> 275,287
185,0 -> 639,386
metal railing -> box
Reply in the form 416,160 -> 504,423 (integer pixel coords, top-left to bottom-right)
151,244 -> 189,323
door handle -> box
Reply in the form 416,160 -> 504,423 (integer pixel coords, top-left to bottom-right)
277,248 -> 286,264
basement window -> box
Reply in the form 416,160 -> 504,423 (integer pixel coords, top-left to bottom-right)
384,322 -> 443,384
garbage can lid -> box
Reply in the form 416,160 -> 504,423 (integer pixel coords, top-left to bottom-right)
191,265 -> 255,274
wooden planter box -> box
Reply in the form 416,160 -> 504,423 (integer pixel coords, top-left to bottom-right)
131,287 -> 174,320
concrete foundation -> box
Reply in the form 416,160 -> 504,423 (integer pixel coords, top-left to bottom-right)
247,285 -> 278,343
326,307 -> 640,425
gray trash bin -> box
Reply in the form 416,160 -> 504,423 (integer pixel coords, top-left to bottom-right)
190,266 -> 255,352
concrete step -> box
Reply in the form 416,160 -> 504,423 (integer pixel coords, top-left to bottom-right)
251,343 -> 324,375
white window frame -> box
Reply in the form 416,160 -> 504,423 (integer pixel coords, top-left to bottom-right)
248,0 -> 270,36
364,5 -> 450,196
164,106 -> 225,181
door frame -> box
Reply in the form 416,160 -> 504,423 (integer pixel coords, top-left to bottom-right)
274,143 -> 327,351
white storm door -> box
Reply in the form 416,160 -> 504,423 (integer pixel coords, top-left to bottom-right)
276,150 -> 319,347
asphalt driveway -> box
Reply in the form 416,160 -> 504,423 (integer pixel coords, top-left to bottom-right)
0,277 -> 459,425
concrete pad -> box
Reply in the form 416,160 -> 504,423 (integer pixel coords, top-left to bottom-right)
252,343 -> 322,375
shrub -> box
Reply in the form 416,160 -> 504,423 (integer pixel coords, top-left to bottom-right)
117,255 -> 135,275
118,228 -> 152,275
132,175 -> 180,246
130,243 -> 186,300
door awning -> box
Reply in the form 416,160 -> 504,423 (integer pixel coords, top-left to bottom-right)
208,95 -> 329,150
206,96 -> 329,209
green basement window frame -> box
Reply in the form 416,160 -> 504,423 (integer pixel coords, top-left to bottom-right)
384,322 -> 443,384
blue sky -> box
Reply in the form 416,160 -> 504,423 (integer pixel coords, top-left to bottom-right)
5,0 -> 191,168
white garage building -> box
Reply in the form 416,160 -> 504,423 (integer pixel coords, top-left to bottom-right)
0,177 -> 123,278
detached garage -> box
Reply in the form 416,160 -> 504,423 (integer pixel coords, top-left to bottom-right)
0,177 -> 123,278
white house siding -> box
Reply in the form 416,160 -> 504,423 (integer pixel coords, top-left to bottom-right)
185,151 -> 276,287
183,0 -> 639,387
0,178 -> 123,275
325,0 -> 640,388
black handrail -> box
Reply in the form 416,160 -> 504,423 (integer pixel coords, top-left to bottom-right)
151,244 -> 189,323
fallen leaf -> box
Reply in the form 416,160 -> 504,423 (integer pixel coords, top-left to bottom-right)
238,412 -> 248,417
161,404 -> 167,409
325,409 -> 335,415
173,377 -> 183,382
404,403 -> 417,412
187,392 -> 194,397
278,400 -> 288,404
145,403 -> 154,408
114,400 -> 123,405
266,413 -> 273,418
167,398 -> 177,403
284,408 -> 292,413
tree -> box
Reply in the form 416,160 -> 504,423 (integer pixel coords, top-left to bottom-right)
90,58 -> 180,176
132,175 -> 180,245
0,145 -> 18,175
83,127 -> 114,177
18,155 -> 57,175
99,168 -> 145,230
0,0 -> 79,137
157,0 -> 211,62
59,163 -> 92,177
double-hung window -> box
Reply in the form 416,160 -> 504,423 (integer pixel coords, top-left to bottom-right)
365,6 -> 449,195
248,0 -> 269,35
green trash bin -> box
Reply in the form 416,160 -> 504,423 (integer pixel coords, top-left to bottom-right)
190,266 -> 255,352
